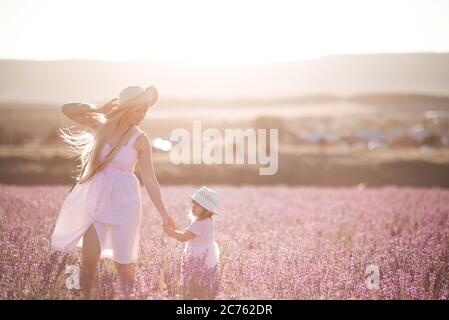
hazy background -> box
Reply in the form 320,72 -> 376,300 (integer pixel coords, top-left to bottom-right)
1,0 -> 449,186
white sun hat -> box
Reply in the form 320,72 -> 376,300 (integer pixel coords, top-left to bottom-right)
190,186 -> 221,215
118,85 -> 158,107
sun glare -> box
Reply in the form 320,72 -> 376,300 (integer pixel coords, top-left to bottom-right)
0,0 -> 448,63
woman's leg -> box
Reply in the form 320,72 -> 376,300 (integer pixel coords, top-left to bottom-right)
114,262 -> 135,298
81,224 -> 100,299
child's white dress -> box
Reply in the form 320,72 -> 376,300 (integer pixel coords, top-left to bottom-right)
182,217 -> 220,299
51,128 -> 143,264
185,217 -> 220,268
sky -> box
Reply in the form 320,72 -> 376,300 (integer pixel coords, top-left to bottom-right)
0,0 -> 448,64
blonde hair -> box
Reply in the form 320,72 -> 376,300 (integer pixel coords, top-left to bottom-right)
59,95 -> 155,185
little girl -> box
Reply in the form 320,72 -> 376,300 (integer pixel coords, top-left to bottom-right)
163,186 -> 221,299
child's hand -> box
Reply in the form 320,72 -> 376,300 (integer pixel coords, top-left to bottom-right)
162,223 -> 174,235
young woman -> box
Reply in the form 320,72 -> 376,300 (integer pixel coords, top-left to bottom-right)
50,85 -> 176,298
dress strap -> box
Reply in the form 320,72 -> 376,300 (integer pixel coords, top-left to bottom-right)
127,129 -> 142,148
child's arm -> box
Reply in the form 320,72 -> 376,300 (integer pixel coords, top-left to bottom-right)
163,224 -> 196,242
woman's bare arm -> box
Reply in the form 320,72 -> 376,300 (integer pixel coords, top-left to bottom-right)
61,103 -> 102,129
137,134 -> 176,228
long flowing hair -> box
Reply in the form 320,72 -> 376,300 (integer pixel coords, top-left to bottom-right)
58,98 -> 149,185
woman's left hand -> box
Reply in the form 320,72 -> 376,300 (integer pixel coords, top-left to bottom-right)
97,98 -> 119,115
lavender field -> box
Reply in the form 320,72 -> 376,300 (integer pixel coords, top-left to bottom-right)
1,184 -> 448,300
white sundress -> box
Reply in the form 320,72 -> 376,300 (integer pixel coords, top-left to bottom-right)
181,218 -> 220,299
51,128 -> 144,264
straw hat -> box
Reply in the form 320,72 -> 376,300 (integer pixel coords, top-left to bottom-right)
190,186 -> 221,215
118,85 -> 158,108
102,85 -> 158,117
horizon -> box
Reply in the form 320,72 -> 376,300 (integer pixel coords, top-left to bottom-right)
1,51 -> 449,65
1,52 -> 449,102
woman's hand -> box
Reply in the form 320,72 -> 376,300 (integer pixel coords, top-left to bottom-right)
97,98 -> 119,115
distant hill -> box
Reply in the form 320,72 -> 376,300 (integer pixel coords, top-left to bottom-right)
1,53 -> 449,103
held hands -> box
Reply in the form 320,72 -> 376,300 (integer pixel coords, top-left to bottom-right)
163,223 -> 175,236
163,214 -> 176,229
162,214 -> 176,237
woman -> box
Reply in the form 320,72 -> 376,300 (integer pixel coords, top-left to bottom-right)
50,85 -> 175,298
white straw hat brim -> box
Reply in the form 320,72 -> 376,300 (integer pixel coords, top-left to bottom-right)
190,194 -> 220,215
118,86 -> 157,108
